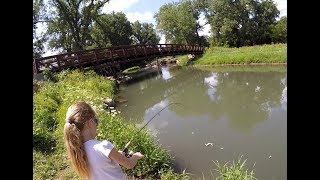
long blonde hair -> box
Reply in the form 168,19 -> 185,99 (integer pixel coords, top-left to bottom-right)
63,102 -> 96,178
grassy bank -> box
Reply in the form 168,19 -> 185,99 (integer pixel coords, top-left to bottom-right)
33,70 -> 256,179
194,64 -> 287,73
188,43 -> 286,66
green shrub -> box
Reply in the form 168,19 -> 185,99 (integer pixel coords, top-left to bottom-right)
213,156 -> 256,180
176,55 -> 189,66
43,68 -> 58,82
159,168 -> 190,180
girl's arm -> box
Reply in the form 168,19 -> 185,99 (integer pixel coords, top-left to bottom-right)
109,147 -> 144,169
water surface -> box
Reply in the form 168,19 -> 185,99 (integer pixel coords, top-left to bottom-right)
118,65 -> 287,179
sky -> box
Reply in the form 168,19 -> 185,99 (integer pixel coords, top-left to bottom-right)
38,0 -> 287,56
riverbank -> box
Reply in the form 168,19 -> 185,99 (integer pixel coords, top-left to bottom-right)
176,43 -> 287,66
192,63 -> 287,73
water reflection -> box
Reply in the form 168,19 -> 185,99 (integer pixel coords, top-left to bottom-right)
140,100 -> 171,137
161,66 -> 173,80
117,66 -> 287,179
119,67 -> 287,132
166,69 -> 286,131
204,72 -> 219,101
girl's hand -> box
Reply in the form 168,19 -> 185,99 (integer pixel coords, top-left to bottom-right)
118,150 -> 134,157
118,150 -> 125,156
132,152 -> 144,159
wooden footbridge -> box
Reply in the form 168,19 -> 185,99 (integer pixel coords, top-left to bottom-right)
33,44 -> 204,75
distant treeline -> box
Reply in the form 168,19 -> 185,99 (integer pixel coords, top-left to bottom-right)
33,0 -> 286,57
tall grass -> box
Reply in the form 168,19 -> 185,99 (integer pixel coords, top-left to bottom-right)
213,156 -> 257,180
190,44 -> 287,65
176,55 -> 190,66
33,69 -> 184,179
159,169 -> 190,180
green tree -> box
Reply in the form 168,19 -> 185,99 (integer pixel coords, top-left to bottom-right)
47,18 -> 74,52
92,12 -> 133,47
251,0 -> 280,44
46,0 -> 109,52
155,0 -> 205,45
33,0 -> 48,58
271,16 -> 287,43
33,37 -> 47,58
131,21 -> 160,44
203,0 -> 279,47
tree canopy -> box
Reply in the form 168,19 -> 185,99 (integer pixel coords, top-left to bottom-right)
155,0 -> 205,45
131,21 -> 160,44
46,0 -> 110,52
92,12 -> 133,47
200,0 -> 280,47
156,0 -> 284,47
271,16 -> 287,43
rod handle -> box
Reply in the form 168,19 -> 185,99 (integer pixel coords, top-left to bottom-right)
122,141 -> 132,158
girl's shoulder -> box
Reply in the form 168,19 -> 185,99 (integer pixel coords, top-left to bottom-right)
84,139 -> 100,145
85,139 -> 114,151
100,140 -> 114,149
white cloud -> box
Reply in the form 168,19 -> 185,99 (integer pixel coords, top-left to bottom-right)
280,9 -> 287,17
159,35 -> 166,44
35,23 -> 47,36
42,45 -> 61,56
198,13 -> 211,37
273,0 -> 287,17
102,0 -> 139,13
126,11 -> 154,23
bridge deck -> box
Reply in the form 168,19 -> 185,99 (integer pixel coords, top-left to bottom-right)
33,44 -> 204,74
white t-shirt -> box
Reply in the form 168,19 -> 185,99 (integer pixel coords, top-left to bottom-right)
84,139 -> 125,180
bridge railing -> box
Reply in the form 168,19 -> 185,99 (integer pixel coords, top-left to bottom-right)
33,44 -> 204,74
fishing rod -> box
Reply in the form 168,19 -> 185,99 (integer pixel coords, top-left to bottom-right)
122,102 -> 183,157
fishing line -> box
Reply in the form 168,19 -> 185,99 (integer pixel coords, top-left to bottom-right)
122,102 -> 184,157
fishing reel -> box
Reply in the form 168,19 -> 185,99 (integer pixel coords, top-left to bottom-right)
123,141 -> 132,158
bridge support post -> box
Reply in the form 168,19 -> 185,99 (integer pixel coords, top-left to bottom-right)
112,67 -> 118,79
156,58 -> 160,67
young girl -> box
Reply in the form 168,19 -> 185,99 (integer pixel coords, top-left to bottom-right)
63,102 -> 144,180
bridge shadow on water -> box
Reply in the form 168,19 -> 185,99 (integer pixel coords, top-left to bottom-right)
119,67 -> 163,85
